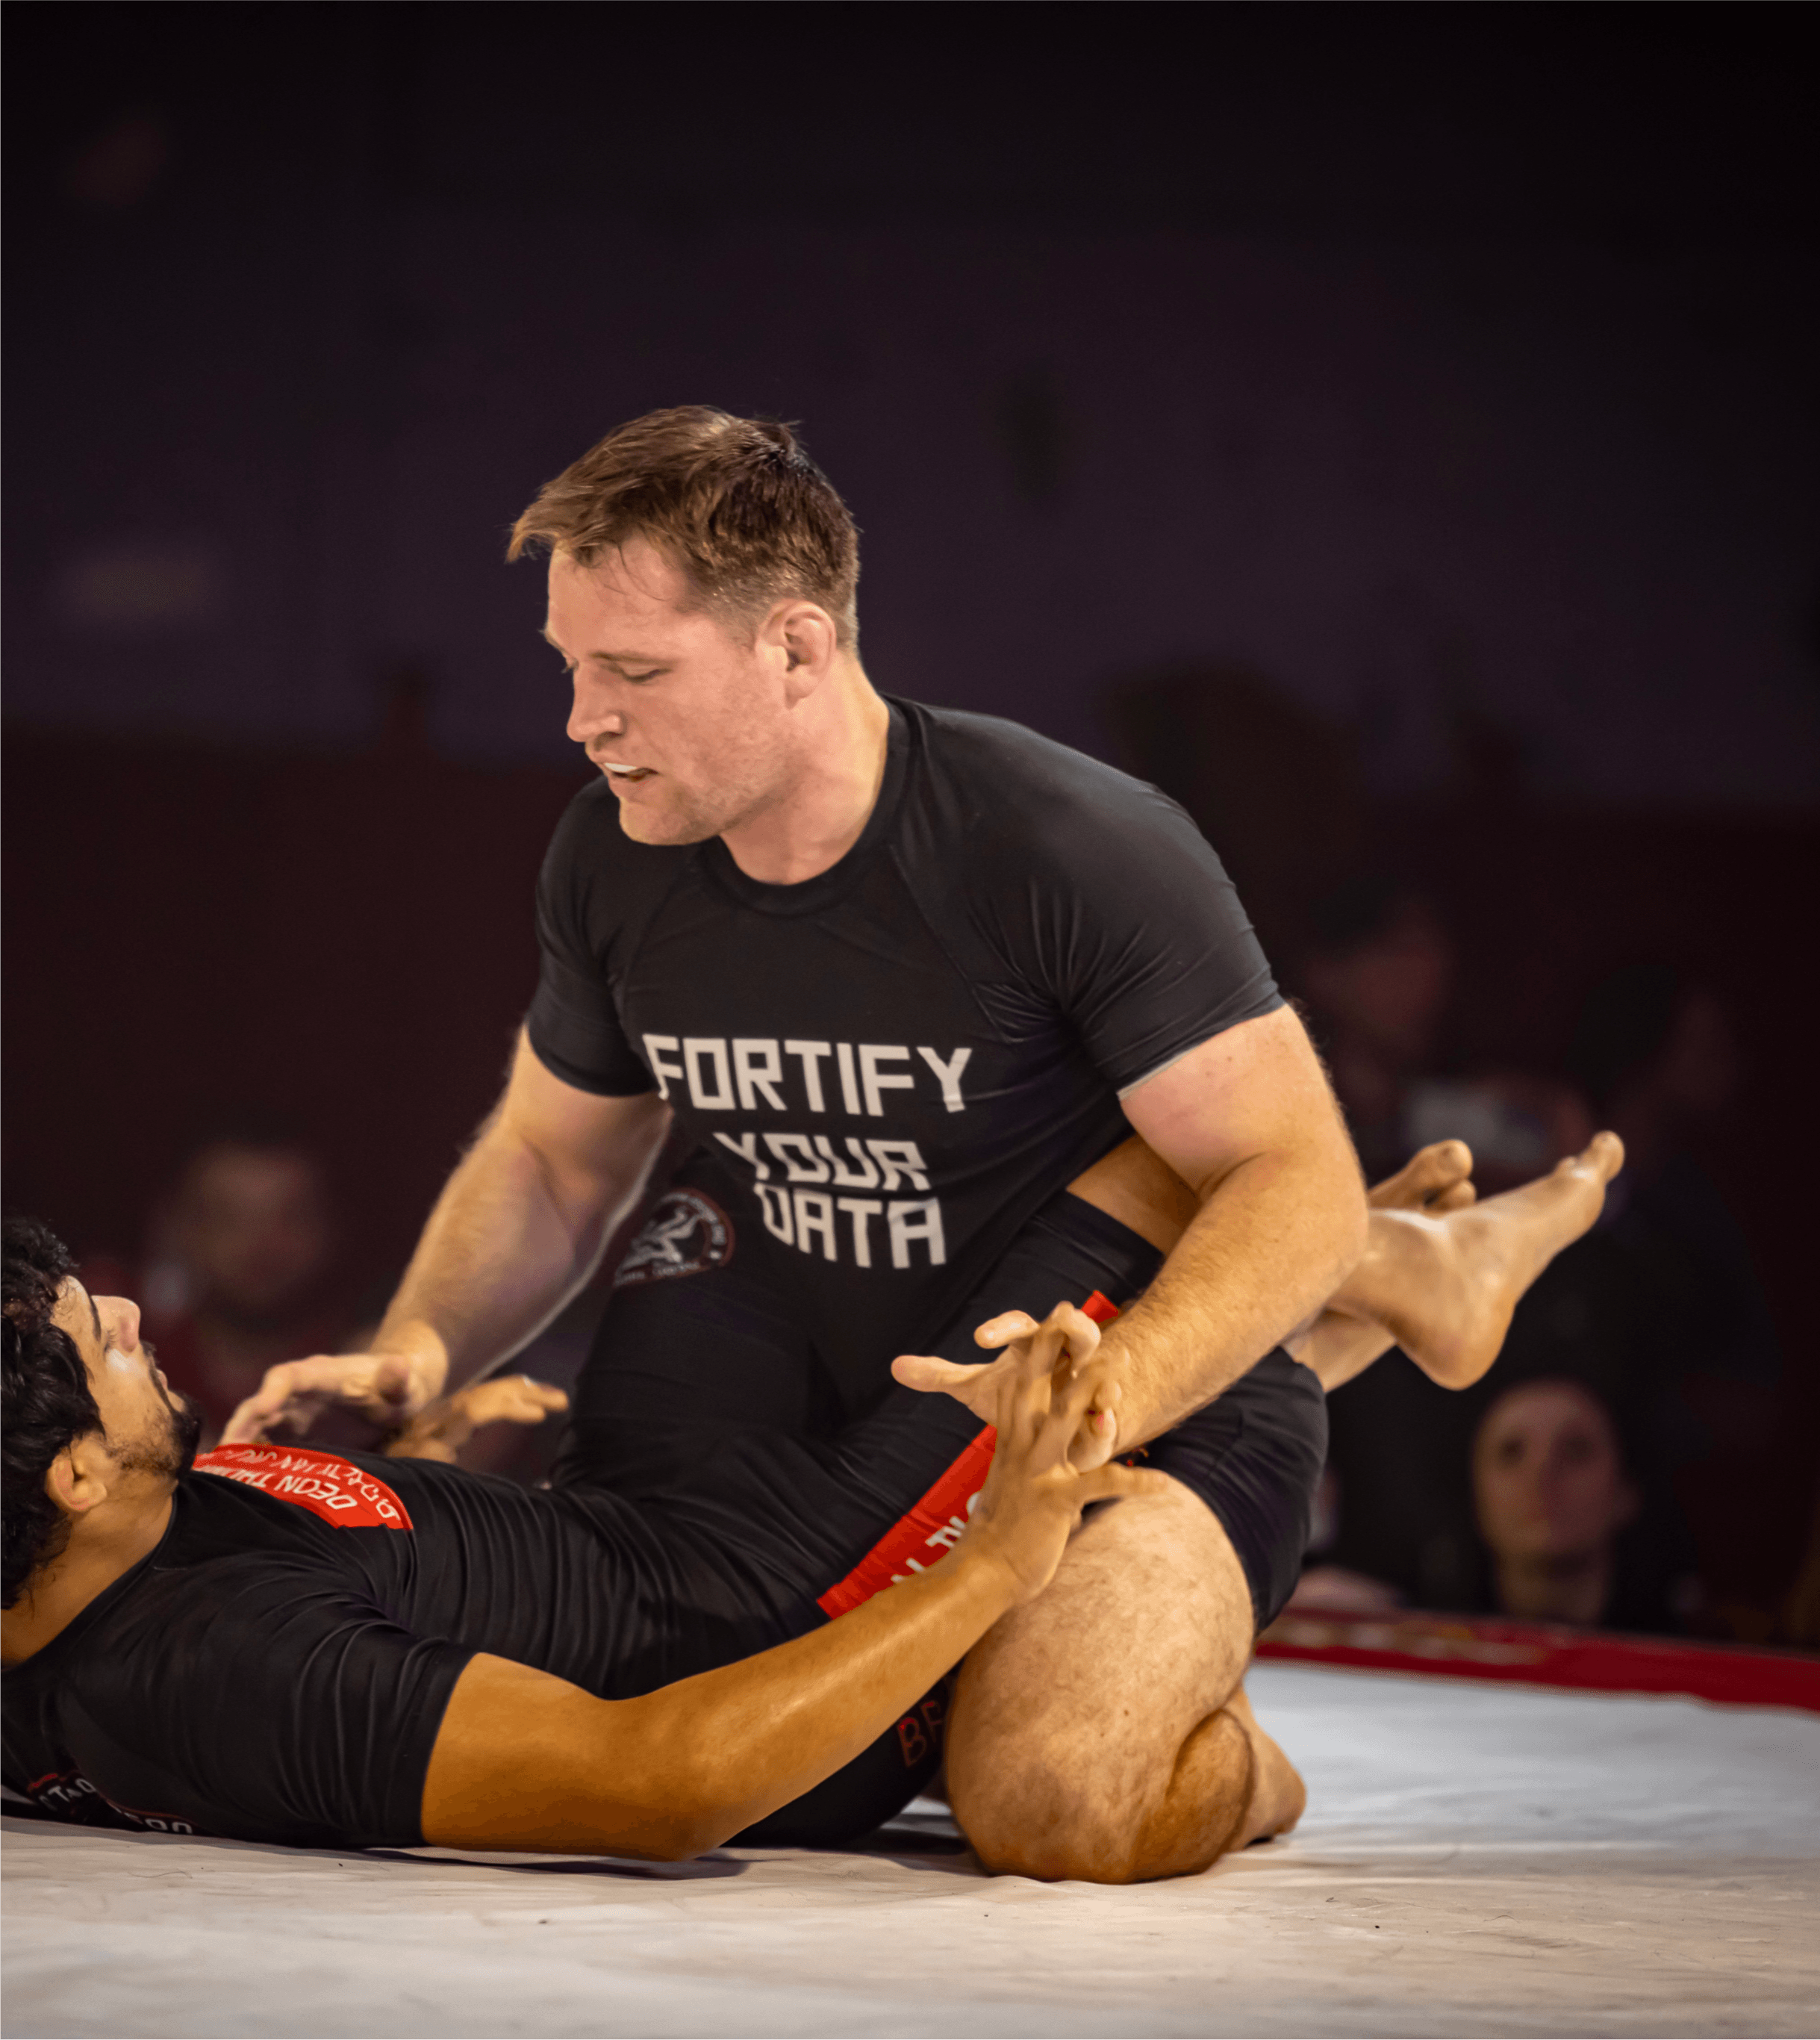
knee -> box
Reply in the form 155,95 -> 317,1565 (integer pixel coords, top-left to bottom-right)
951,1707 -> 1254,1886
956,1776 -> 1148,1884
948,1738 -> 1153,1884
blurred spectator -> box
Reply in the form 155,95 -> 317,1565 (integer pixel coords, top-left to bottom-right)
137,1120 -> 358,1443
1311,956 -> 1777,1636
1284,1467 -> 1406,1612
1552,964 -> 1783,1638
1291,1373 -> 1683,1631
1298,874 -> 1586,1188
1471,1377 -> 1645,1628
1298,874 -> 1453,1181
1564,965 -> 1777,1390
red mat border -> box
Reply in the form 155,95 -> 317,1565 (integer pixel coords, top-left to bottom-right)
1257,1608 -> 1820,1714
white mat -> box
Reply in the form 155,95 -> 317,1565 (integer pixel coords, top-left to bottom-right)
6,1662 -> 1817,2038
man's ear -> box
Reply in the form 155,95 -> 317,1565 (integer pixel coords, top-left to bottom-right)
45,1434 -> 112,1521
766,602 -> 839,702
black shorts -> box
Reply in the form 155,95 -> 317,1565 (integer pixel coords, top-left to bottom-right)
554,1165 -> 1327,1844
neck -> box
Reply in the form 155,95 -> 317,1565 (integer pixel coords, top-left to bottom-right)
0,1490 -> 174,1666
720,664 -> 890,886
1494,1548 -> 1612,1627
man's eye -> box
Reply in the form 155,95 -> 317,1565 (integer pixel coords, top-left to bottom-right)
620,670 -> 660,686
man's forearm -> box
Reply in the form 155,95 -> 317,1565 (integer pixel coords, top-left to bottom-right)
1101,1139 -> 1366,1447
376,1101 -> 666,1399
422,1542 -> 1021,1858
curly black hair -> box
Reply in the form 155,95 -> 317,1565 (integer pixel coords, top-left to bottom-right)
2,1216 -> 102,1609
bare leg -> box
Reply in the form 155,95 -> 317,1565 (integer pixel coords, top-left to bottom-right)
1304,1132 -> 1624,1390
956,1135 -> 1621,1883
948,1480 -> 1280,1882
1285,1139 -> 1477,1390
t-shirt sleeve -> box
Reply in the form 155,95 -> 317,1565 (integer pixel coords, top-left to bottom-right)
67,1564 -> 476,1850
523,795 -> 659,1097
977,759 -> 1283,1093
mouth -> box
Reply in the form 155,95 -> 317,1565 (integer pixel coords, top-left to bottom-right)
598,761 -> 655,783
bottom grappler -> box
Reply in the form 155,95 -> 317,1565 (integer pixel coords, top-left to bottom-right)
1,1132 -> 1621,1874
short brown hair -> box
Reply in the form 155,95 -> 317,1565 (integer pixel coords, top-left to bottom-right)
508,407 -> 861,647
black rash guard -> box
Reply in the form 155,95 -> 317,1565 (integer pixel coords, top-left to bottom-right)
527,698 -> 1280,1408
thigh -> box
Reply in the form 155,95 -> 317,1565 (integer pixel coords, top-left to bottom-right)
944,1352 -> 1327,1862
946,1478 -> 1256,1843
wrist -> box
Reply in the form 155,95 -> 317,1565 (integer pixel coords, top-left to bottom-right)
951,1531 -> 1027,1613
373,1322 -> 451,1401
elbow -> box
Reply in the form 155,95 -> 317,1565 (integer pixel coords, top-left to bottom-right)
649,1799 -> 758,1862
1314,1147 -> 1370,1293
642,1817 -> 724,1863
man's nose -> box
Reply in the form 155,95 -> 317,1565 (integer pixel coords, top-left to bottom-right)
97,1296 -> 143,1353
567,682 -> 626,746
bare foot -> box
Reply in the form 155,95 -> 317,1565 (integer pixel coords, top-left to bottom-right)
1343,1133 -> 1625,1390
1224,1685 -> 1306,1847
1368,1139 -> 1477,1213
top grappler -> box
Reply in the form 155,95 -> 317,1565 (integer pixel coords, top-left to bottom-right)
219,408 -> 1577,1879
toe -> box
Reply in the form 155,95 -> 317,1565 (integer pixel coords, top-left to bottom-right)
1371,1138 -> 1476,1210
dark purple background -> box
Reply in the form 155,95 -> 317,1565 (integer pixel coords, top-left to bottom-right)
5,5 -> 1817,1620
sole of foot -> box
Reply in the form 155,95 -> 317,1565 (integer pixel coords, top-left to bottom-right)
1392,1132 -> 1625,1390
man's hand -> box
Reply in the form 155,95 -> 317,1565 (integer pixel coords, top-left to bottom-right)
384,1375 -> 569,1464
948,1301 -> 1166,1602
893,1306 -> 1124,1471
222,1349 -> 440,1443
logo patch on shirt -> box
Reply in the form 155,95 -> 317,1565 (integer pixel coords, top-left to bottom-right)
614,1188 -> 735,1287
193,1443 -> 414,1530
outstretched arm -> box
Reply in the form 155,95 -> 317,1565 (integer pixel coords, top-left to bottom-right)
420,1307 -> 1164,1857
225,1030 -> 669,1440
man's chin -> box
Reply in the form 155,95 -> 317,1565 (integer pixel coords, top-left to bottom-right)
613,796 -> 718,848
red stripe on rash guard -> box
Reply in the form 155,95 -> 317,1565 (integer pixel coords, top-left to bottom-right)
817,1289 -> 1123,1618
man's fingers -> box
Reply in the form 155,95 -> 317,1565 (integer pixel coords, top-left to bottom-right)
221,1364 -> 308,1443
973,1310 -> 1041,1350
371,1355 -> 417,1410
460,1377 -> 570,1428
892,1352 -> 994,1401
222,1352 -> 423,1443
1074,1461 -> 1172,1508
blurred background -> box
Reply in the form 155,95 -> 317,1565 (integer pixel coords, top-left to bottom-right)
5,4 -> 1816,1641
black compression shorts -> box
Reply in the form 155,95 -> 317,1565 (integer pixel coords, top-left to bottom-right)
551,1163 -> 1327,1847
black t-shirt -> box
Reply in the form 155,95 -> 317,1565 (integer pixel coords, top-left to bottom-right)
0,1443 -> 815,1850
529,699 -> 1280,1402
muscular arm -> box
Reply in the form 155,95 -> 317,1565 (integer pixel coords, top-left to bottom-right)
372,1031 -> 669,1402
1097,1004 -> 1366,1448
226,1031 -> 669,1437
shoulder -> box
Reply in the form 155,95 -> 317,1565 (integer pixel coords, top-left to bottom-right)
898,699 -> 1221,874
